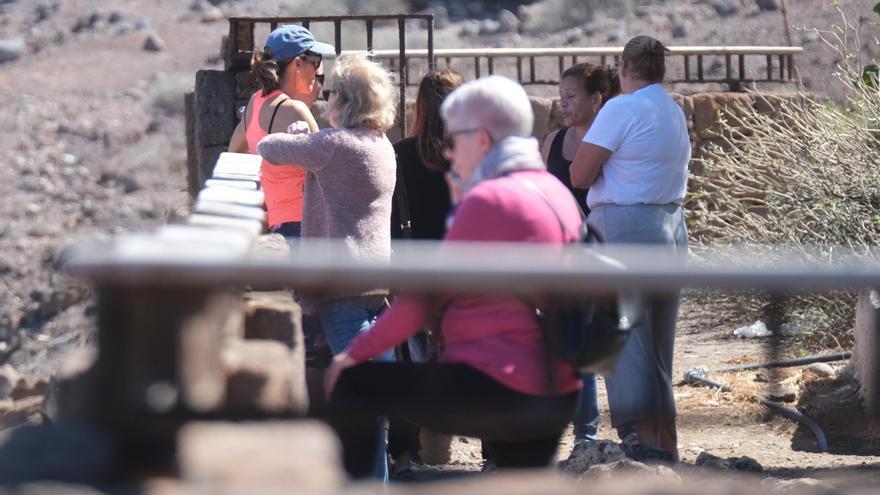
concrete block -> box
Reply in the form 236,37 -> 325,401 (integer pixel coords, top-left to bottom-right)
222,339 -> 307,415
243,291 -> 301,345
194,70 -> 236,147
177,421 -> 344,493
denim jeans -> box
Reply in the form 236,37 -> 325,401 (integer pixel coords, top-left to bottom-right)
269,221 -> 301,238
319,295 -> 394,482
573,374 -> 600,442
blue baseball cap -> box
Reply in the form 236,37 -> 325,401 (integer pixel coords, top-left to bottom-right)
264,25 -> 335,61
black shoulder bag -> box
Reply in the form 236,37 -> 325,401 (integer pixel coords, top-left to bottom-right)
515,176 -> 640,375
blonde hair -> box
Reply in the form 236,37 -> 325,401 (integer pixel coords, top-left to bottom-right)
325,56 -> 397,131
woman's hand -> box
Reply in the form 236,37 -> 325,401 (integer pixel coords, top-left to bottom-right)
287,120 -> 311,135
324,352 -> 357,401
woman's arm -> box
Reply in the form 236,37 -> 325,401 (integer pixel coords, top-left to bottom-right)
271,99 -> 319,133
257,130 -> 333,171
227,119 -> 248,153
569,142 -> 612,188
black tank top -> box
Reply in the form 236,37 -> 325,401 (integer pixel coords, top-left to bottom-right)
546,127 -> 589,214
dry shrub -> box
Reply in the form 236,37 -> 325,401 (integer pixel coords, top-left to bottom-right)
685,10 -> 880,333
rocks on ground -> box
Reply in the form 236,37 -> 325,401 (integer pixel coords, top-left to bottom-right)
0,38 -> 25,64
143,32 -> 165,52
695,451 -> 763,473
710,0 -> 739,17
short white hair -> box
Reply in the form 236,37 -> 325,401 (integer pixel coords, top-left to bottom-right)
440,75 -> 533,140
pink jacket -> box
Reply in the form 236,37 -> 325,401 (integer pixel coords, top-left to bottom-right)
346,169 -> 583,396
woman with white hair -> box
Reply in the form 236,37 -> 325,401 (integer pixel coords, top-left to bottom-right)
322,75 -> 583,478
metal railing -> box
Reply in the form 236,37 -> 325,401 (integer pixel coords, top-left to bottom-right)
225,15 -> 435,139
344,45 -> 803,90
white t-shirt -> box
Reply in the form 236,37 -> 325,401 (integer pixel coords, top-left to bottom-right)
583,84 -> 690,208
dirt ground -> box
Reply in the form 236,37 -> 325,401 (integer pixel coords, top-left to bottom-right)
1,0 -> 879,487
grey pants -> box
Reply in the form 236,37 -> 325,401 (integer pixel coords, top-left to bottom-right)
587,204 -> 688,428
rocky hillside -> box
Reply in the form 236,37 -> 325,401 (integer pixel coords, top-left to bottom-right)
0,0 -> 875,422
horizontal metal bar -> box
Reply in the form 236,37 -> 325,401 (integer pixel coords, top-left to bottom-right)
228,15 -> 434,22
336,46 -> 803,59
66,241 -> 880,294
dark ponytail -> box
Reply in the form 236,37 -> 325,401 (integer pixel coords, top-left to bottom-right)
621,35 -> 669,83
251,47 -> 291,96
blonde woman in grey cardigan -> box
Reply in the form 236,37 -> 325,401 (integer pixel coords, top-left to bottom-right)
258,55 -> 398,481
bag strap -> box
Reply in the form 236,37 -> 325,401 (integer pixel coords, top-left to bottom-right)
393,148 -> 413,239
512,174 -> 587,243
517,175 -> 606,245
511,174 -> 581,394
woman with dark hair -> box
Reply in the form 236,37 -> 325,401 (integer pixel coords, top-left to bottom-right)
227,24 -> 333,238
391,69 -> 463,240
541,62 -> 619,451
569,35 -> 690,461
542,63 -> 618,215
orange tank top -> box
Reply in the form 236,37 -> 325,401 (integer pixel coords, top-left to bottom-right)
246,90 -> 306,227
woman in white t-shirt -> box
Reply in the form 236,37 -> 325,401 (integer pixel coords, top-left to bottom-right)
569,35 -> 689,462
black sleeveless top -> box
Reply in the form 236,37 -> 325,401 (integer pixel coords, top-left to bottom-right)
546,127 -> 589,214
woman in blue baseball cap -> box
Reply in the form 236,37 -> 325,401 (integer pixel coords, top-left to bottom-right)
228,24 -> 335,239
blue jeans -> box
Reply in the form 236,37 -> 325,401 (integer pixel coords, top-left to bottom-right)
269,221 -> 301,238
573,374 -> 600,442
319,295 -> 394,482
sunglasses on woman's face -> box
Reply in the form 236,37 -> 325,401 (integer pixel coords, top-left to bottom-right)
315,73 -> 325,85
442,128 -> 481,151
299,53 -> 322,69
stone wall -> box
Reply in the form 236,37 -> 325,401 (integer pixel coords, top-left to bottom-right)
186,77 -> 800,198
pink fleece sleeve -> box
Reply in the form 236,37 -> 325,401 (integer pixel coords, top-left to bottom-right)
257,130 -> 334,171
346,295 -> 432,363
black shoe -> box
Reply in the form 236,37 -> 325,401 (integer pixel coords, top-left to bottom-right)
621,442 -> 674,464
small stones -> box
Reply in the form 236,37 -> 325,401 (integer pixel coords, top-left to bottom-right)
0,38 -> 25,64
72,12 -> 102,33
560,440 -> 626,474
672,25 -> 687,39
478,19 -> 500,36
143,32 -> 165,52
765,384 -> 798,403
805,362 -> 835,377
761,477 -> 835,492
696,451 -> 764,473
34,1 -> 59,22
0,365 -> 21,401
711,0 -> 739,17
757,0 -> 780,11
607,28 -> 626,43
496,9 -> 519,34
